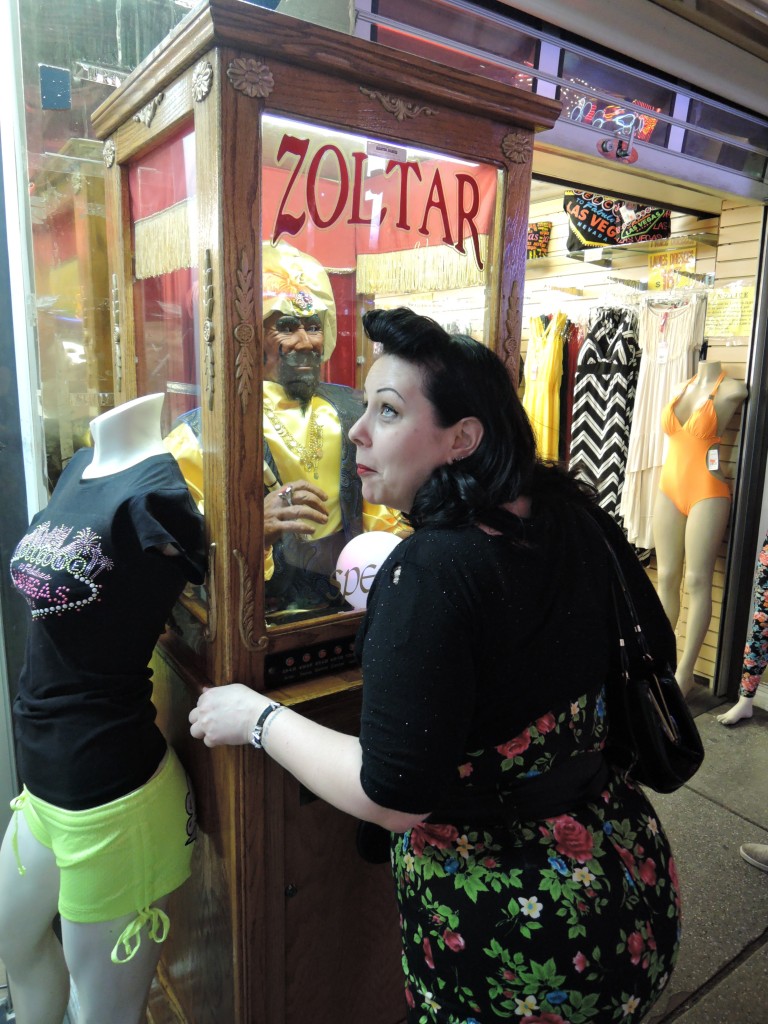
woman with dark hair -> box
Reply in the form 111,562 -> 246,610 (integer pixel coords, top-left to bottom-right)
190,307 -> 681,1023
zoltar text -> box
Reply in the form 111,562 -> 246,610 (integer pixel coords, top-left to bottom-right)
272,134 -> 485,270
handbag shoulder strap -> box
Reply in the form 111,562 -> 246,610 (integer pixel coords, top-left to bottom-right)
574,506 -> 653,669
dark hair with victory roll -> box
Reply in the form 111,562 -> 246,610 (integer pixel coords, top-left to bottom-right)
361,306 -> 592,531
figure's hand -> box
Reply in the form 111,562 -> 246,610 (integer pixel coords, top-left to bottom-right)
264,479 -> 329,548
189,684 -> 268,747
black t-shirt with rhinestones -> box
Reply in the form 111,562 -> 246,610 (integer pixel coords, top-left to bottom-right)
9,449 -> 205,809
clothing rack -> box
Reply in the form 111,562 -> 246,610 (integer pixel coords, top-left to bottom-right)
640,286 -> 710,306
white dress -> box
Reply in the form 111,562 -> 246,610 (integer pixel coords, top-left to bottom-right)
620,296 -> 706,548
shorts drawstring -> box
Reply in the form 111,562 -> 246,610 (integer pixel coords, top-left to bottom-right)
111,905 -> 170,964
9,792 -> 28,876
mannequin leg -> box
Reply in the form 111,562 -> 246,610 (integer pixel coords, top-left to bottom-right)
61,894 -> 172,1024
0,811 -> 70,1024
717,695 -> 754,725
653,491 -> 687,630
675,497 -> 731,696
718,531 -> 768,725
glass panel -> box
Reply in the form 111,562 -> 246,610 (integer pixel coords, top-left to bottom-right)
683,100 -> 768,180
32,141 -> 113,488
559,52 -> 675,148
128,123 -> 206,640
371,0 -> 538,90
17,0 -> 189,489
260,113 -> 502,628
129,124 -> 199,435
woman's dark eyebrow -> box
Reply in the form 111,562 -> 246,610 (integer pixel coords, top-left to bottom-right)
376,387 -> 405,401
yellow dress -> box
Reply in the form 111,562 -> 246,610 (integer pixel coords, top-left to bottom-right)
522,312 -> 567,461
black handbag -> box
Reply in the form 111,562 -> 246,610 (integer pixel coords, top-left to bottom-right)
600,533 -> 704,793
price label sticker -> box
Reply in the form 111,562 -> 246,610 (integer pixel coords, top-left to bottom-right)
707,448 -> 720,471
657,341 -> 669,364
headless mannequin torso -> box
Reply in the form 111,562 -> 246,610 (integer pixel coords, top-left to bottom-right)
85,393 -> 178,558
0,392 -> 196,1024
653,360 -> 748,697
83,392 -> 168,478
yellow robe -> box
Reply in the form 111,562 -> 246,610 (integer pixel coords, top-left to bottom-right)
164,384 -> 406,580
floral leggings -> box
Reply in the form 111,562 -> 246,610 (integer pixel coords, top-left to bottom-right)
740,532 -> 768,699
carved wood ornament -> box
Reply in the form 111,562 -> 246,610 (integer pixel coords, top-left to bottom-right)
192,59 -> 214,102
203,250 -> 215,410
503,280 -> 521,372
501,129 -> 532,165
111,273 -> 122,393
226,57 -> 274,98
133,92 -> 165,127
234,249 -> 255,414
359,86 -> 437,121
202,542 -> 217,644
233,549 -> 268,651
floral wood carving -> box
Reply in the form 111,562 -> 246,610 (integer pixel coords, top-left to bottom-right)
503,280 -> 521,370
359,86 -> 437,121
192,59 -> 213,103
202,542 -> 217,643
234,549 -> 268,651
133,92 -> 164,127
227,57 -> 274,98
103,139 -> 116,168
111,273 -> 122,393
501,130 -> 532,165
234,249 -> 255,414
203,250 -> 215,410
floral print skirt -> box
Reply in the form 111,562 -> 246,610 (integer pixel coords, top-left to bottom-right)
392,697 -> 681,1023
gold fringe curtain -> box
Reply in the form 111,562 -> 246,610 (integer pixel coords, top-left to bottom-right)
356,237 -> 488,295
134,198 -> 197,280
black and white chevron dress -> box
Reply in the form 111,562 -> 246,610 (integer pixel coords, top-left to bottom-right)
569,306 -> 640,522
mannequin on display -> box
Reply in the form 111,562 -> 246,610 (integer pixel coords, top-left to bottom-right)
0,394 -> 205,1024
717,525 -> 768,725
653,360 -> 748,696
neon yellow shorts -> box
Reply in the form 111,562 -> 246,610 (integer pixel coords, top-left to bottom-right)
10,747 -> 196,962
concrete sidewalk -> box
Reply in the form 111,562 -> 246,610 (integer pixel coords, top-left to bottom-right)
645,691 -> 768,1023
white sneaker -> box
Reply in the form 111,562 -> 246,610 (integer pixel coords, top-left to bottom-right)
739,843 -> 768,873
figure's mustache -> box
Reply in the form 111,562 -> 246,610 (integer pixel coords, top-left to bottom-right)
279,349 -> 322,369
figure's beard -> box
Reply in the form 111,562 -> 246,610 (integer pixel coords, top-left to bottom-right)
278,350 -> 322,408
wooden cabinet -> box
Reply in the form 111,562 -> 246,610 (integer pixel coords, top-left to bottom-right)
91,3 -> 558,1021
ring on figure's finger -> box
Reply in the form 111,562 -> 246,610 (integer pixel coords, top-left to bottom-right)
279,486 -> 293,507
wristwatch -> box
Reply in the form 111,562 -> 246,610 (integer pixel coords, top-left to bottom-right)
251,702 -> 283,749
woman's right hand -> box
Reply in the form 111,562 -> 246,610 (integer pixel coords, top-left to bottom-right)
189,684 -> 267,747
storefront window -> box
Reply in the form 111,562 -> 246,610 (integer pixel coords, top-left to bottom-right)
364,0 -> 538,90
358,0 -> 768,196
682,100 -> 768,181
558,52 -> 674,149
260,112 -> 502,625
15,0 -> 188,488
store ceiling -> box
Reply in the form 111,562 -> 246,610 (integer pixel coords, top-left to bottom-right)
648,0 -> 768,63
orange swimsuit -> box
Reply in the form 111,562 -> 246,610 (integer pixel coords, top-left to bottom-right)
658,371 -> 731,516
